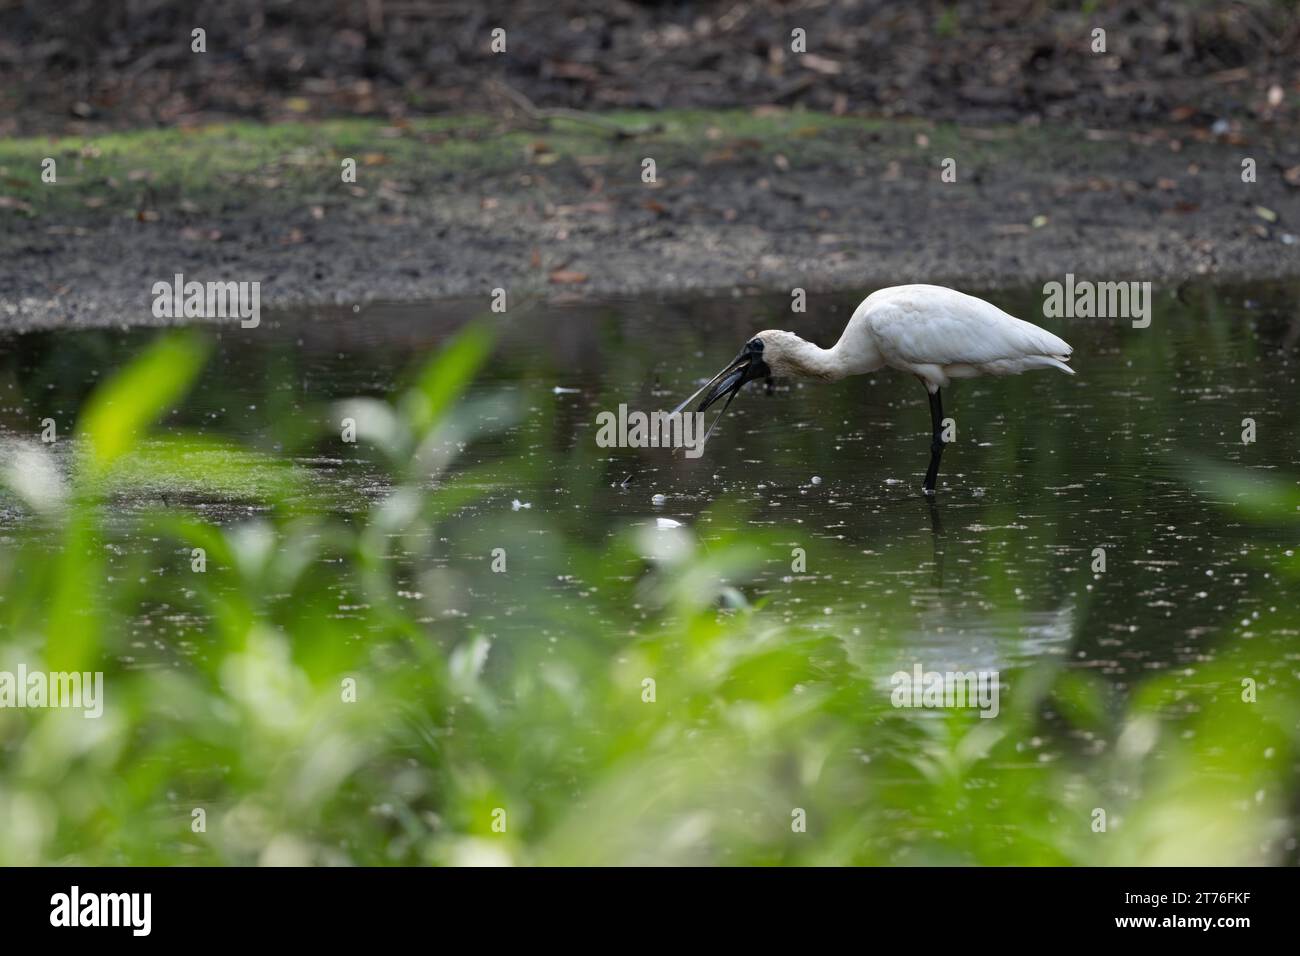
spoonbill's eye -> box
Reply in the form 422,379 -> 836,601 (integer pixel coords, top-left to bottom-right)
748,338 -> 764,352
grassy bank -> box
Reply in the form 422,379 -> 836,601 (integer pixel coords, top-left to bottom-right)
3,107 -> 1297,332
0,110 -> 1090,221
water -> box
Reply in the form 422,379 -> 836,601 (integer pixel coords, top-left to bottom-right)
2,283 -> 1297,863
3,285 -> 1295,674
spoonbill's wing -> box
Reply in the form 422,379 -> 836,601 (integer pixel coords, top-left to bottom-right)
865,285 -> 1072,368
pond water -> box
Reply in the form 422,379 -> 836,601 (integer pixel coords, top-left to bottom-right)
4,284 -> 1295,673
1,282 -> 1297,864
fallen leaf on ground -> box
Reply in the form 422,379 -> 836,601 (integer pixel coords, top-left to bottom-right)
800,54 -> 842,75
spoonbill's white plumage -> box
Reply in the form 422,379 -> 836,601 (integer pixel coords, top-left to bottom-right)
686,284 -> 1074,495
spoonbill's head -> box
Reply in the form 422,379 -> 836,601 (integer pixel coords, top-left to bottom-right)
742,330 -> 823,381
695,336 -> 772,411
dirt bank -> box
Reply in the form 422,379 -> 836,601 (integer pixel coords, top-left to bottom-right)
2,109 -> 1297,332
4,1 -> 1296,135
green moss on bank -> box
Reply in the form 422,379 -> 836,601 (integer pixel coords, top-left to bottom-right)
0,109 -> 1046,223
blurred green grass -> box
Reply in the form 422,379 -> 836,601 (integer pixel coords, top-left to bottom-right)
0,321 -> 1296,865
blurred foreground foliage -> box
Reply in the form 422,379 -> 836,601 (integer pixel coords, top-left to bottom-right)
0,325 -> 1296,866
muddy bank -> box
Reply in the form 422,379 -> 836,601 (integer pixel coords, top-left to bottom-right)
2,110 -> 1298,331
4,1 -> 1296,135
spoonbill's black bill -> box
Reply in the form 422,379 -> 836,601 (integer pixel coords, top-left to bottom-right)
668,339 -> 772,455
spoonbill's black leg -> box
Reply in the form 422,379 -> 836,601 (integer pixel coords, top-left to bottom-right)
922,386 -> 946,495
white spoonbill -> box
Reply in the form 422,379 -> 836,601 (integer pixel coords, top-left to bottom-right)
678,284 -> 1074,495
